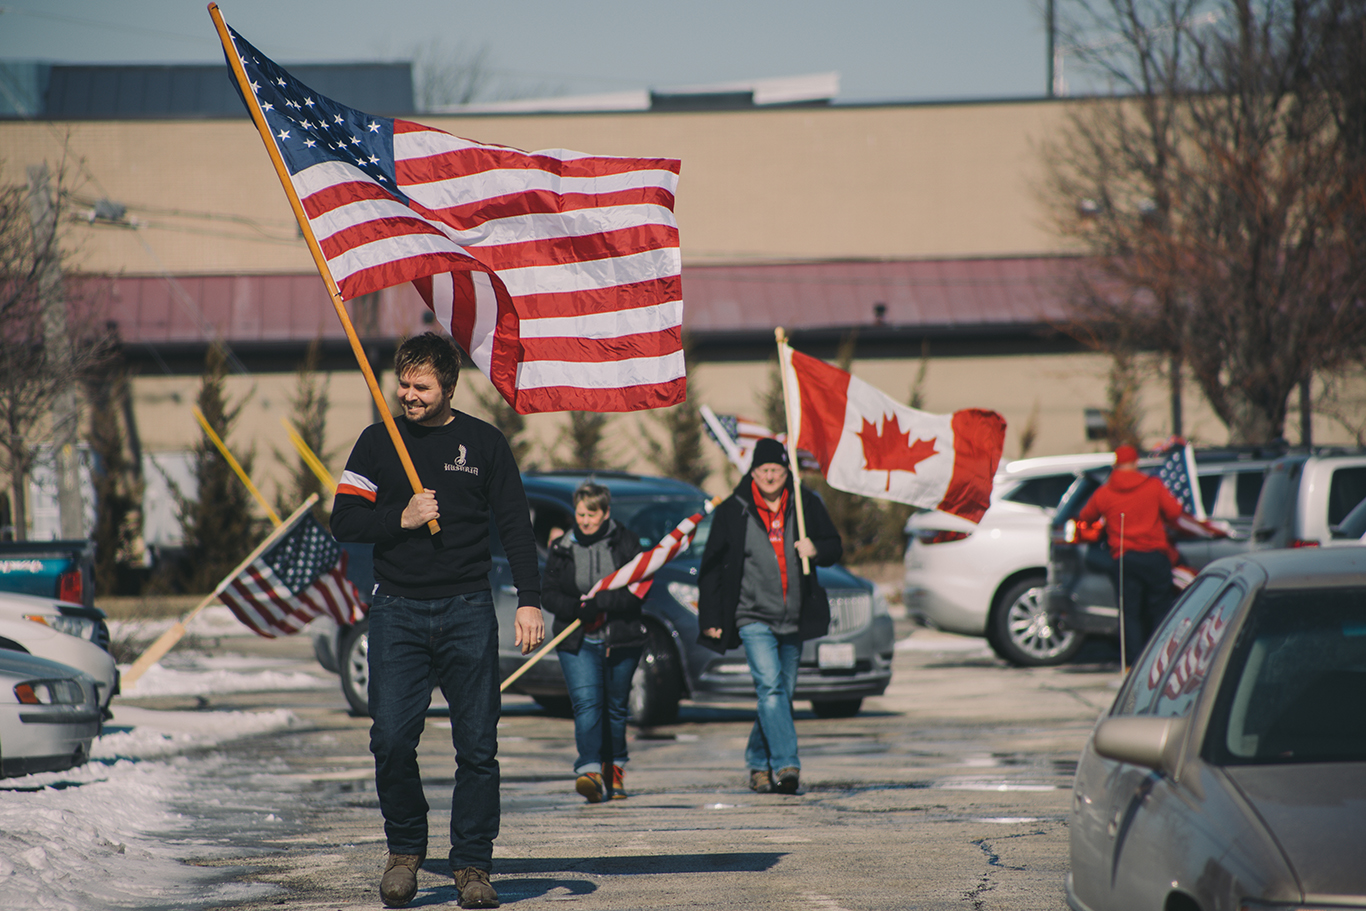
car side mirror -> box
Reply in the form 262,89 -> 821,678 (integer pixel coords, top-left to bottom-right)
1093,715 -> 1187,774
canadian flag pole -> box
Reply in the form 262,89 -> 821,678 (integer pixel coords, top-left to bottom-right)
774,328 -> 811,573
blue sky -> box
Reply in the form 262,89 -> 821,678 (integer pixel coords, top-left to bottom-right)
0,1 -> 1055,104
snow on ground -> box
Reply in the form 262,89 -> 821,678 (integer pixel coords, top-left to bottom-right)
0,641 -> 322,911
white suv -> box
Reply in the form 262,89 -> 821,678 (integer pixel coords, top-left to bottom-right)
903,453 -> 1114,665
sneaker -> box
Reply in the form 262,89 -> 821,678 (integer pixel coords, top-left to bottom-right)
379,852 -> 424,908
773,767 -> 800,794
453,866 -> 499,909
575,771 -> 607,803
610,764 -> 627,799
748,769 -> 773,793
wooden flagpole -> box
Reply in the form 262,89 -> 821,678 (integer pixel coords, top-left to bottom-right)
498,620 -> 581,693
123,494 -> 321,688
774,328 -> 811,573
206,3 -> 438,534
193,406 -> 282,527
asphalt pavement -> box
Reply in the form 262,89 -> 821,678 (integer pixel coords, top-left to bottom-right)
118,620 -> 1123,911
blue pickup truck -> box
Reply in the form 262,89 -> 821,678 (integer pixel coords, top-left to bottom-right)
0,539 -> 96,609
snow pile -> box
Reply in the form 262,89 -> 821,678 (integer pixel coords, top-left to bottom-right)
0,701 -> 302,909
119,651 -> 332,698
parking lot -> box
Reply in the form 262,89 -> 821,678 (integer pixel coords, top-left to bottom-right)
109,614 -> 1121,910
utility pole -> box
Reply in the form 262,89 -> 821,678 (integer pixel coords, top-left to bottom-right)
27,163 -> 84,541
1047,0 -> 1056,98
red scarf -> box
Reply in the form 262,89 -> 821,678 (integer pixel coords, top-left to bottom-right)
751,481 -> 791,596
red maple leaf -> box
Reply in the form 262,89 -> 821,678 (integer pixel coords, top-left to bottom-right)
857,414 -> 938,490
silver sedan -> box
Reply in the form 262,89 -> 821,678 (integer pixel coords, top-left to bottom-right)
1068,546 -> 1366,911
0,650 -> 102,778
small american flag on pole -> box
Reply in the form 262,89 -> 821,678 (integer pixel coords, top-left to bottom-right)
221,22 -> 684,414
582,502 -> 718,601
218,511 -> 366,638
1155,441 -> 1230,539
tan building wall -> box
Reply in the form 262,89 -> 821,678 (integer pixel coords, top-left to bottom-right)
0,99 -> 1074,276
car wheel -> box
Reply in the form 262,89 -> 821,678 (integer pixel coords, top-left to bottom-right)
988,577 -> 1085,667
810,698 -> 863,718
532,694 -> 574,717
629,621 -> 682,726
339,618 -> 370,717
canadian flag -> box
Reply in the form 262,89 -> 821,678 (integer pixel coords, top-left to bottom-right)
781,345 -> 1006,523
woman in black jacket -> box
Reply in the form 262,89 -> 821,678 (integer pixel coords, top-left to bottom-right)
697,438 -> 843,794
541,480 -> 646,802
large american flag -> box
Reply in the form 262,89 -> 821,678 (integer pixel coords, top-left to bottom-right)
222,23 -> 685,414
218,511 -> 366,638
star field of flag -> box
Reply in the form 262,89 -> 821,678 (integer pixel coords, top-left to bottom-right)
265,514 -> 343,595
1157,446 -> 1198,515
228,28 -> 407,205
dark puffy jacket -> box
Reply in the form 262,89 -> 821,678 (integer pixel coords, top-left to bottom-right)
696,475 -> 843,654
541,520 -> 646,652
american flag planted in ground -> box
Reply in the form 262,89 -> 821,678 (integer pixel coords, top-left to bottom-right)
218,512 -> 366,638
221,22 -> 684,414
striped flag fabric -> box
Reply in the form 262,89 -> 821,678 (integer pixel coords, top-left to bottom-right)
1154,441 -> 1230,539
699,405 -> 820,472
221,22 -> 684,414
582,503 -> 716,601
218,511 -> 366,638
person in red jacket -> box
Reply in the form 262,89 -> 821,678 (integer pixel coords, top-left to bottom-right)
1077,444 -> 1185,666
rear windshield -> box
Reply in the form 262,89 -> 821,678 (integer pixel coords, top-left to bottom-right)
1002,474 -> 1079,509
1206,587 -> 1366,765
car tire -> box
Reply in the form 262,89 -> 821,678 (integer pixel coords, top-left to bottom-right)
810,698 -> 863,718
532,694 -> 574,717
628,621 -> 682,727
987,576 -> 1085,667
339,618 -> 370,717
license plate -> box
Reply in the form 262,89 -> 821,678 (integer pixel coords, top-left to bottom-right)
818,642 -> 856,669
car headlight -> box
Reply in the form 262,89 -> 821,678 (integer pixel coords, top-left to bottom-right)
667,581 -> 699,614
15,678 -> 87,705
25,613 -> 96,641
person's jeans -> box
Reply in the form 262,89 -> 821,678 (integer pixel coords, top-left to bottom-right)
367,591 -> 500,871
738,622 -> 802,772
1115,551 -> 1174,666
558,640 -> 643,775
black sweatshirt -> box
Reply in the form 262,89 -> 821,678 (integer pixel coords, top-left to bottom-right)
330,412 -> 541,607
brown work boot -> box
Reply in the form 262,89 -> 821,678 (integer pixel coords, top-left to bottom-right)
773,766 -> 800,794
379,852 -> 424,907
575,771 -> 606,803
610,764 -> 627,799
453,866 -> 499,908
748,769 -> 773,793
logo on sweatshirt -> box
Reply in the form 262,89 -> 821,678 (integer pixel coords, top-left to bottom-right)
445,443 -> 479,476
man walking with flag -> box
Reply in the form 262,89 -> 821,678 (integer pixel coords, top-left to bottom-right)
331,333 -> 543,909
698,438 -> 843,795
1077,444 -> 1185,667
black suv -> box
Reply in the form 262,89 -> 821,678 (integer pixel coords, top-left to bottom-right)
1043,450 -> 1276,644
316,471 -> 895,723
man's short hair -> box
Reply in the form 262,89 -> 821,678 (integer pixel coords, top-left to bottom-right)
395,332 -> 462,394
573,479 -> 612,513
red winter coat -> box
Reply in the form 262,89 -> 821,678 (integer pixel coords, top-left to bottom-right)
1078,469 -> 1184,559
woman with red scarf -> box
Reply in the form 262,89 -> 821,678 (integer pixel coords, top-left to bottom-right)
698,438 -> 843,794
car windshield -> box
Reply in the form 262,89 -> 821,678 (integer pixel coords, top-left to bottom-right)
1206,586 -> 1366,765
612,497 -> 713,553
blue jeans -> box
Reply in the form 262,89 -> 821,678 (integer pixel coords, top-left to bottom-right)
558,640 -> 643,775
738,622 -> 802,772
367,591 -> 499,871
